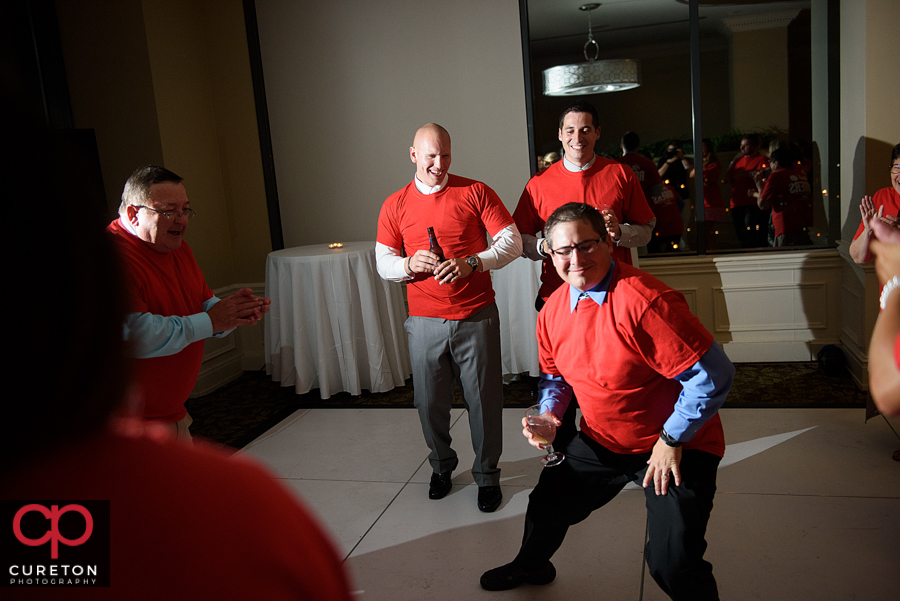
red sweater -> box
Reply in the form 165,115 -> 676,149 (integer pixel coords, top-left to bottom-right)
514,158 -> 656,300
727,154 -> 769,208
377,174 -> 513,319
650,184 -> 685,237
537,261 -> 725,457
853,187 -> 900,239
107,220 -> 213,422
759,166 -> 813,237
4,431 -> 354,600
620,151 -> 663,201
702,160 -> 725,219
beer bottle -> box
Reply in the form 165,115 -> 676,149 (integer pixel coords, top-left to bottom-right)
427,227 -> 445,262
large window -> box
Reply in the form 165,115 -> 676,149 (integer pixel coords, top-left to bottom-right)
522,0 -> 838,255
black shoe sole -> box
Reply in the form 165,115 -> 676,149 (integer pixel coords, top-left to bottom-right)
480,562 -> 555,591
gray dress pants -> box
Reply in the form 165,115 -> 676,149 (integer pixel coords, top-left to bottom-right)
404,302 -> 503,487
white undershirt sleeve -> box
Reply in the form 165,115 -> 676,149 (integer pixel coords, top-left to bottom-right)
375,242 -> 414,282
615,217 -> 656,248
478,224 -> 522,271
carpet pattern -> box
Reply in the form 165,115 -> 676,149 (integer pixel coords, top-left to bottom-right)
186,363 -> 867,449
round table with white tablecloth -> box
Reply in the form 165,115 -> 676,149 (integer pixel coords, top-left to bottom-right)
492,256 -> 542,377
264,242 -> 411,398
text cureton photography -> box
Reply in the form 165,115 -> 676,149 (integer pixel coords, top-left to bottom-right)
1,501 -> 110,588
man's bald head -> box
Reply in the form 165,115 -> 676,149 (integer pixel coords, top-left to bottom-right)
413,123 -> 450,147
410,123 -> 452,188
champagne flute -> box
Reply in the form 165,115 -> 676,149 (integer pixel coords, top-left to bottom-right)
525,405 -> 564,467
599,202 -> 615,239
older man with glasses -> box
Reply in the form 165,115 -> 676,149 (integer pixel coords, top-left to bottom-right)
107,165 -> 270,440
481,202 -> 734,600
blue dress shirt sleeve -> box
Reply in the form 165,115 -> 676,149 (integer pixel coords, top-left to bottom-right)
537,372 -> 574,419
663,342 -> 734,442
123,295 -> 232,358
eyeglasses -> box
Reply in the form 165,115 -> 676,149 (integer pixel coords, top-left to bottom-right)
134,205 -> 197,220
549,239 -> 601,257
891,164 -> 900,174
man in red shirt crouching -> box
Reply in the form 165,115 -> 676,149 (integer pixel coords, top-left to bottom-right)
481,202 -> 734,600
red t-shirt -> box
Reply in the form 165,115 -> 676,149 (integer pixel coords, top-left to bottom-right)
702,160 -> 726,222
514,158 -> 656,300
3,431 -> 354,601
649,184 -> 684,237
620,151 -> 663,202
537,261 -> 725,457
377,174 -> 513,319
853,187 -> 900,239
727,153 -> 769,208
107,219 -> 213,422
760,166 -> 813,237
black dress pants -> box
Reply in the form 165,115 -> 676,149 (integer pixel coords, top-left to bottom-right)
513,430 -> 721,601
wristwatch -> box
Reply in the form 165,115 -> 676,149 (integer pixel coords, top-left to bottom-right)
466,255 -> 479,271
660,428 -> 682,447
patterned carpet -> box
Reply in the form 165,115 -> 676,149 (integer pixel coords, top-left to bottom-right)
186,362 -> 868,449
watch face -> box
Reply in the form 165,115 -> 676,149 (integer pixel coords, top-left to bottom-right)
467,256 -> 478,269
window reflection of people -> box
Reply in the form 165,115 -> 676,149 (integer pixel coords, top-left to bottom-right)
543,152 -> 561,167
647,183 -> 685,253
689,139 -> 726,251
657,140 -> 692,212
756,146 -> 813,247
849,143 -> 900,264
620,131 -> 664,201
726,134 -> 769,248
3,135 -> 354,600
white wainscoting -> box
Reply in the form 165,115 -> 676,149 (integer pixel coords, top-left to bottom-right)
837,244 -> 880,389
642,247 -> 874,387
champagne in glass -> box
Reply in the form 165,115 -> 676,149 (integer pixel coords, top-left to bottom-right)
525,404 -> 564,467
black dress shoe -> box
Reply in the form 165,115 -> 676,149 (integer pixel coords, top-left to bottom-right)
428,471 -> 453,499
477,485 -> 502,512
480,561 -> 556,591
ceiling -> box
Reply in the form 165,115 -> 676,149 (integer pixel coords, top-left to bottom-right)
527,0 -> 810,55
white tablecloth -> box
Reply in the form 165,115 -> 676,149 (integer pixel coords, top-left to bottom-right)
493,257 -> 542,377
264,242 -> 411,398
